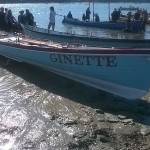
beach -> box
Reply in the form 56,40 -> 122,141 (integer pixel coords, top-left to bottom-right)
0,55 -> 150,150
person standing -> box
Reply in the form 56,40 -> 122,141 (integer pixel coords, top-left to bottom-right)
126,12 -> 132,30
48,6 -> 56,31
141,10 -> 148,31
85,7 -> 91,21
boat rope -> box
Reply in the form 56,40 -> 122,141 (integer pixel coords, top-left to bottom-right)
56,14 -> 65,17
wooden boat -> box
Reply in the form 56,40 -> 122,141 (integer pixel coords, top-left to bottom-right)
62,17 -> 143,32
21,24 -> 150,48
0,34 -> 150,100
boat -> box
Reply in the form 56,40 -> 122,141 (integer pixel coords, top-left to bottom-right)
0,34 -> 150,100
62,17 -> 143,32
119,5 -> 139,11
21,24 -> 150,48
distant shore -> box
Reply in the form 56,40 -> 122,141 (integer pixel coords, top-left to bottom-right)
0,0 -> 150,4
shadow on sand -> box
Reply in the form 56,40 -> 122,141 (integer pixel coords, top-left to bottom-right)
0,56 -> 150,126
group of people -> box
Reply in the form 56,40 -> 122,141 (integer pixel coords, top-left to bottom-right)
66,7 -> 100,23
0,7 -> 17,32
82,7 -> 100,22
131,9 -> 148,31
18,9 -> 35,26
125,9 -> 148,31
111,8 -> 122,22
0,5 -> 148,33
110,8 -> 149,31
0,6 -> 35,32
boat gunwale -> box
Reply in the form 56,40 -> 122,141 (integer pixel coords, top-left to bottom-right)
1,38 -> 150,55
22,24 -> 150,44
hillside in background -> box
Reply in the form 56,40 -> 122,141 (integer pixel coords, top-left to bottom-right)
0,0 -> 150,3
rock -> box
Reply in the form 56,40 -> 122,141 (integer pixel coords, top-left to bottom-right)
121,119 -> 133,124
95,109 -> 104,114
72,131 -> 94,148
95,114 -> 105,122
105,113 -> 119,123
49,112 -> 60,121
96,134 -> 110,143
23,140 -> 35,149
80,106 -> 93,115
47,129 -> 60,137
118,115 -> 127,120
67,142 -> 79,149
50,114 -> 56,120
144,143 -> 150,150
73,131 -> 88,139
78,116 -> 93,125
140,127 -> 150,136
115,125 -> 139,136
63,119 -> 78,125
69,131 -> 94,149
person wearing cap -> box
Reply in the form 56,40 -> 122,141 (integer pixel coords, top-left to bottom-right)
18,10 -> 26,24
48,6 -> 56,31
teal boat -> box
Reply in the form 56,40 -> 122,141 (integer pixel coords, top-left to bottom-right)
0,35 -> 150,100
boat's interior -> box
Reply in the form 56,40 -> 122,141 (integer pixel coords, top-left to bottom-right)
0,33 -> 141,51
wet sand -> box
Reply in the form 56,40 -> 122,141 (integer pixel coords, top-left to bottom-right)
0,56 -> 150,150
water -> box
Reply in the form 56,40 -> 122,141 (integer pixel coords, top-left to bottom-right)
0,2 -> 150,39
0,2 -> 150,150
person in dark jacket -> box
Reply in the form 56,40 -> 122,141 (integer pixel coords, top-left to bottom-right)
111,8 -> 118,22
67,11 -> 73,19
141,10 -> 148,31
94,13 -> 100,22
18,10 -> 26,24
86,7 -> 91,21
24,9 -> 34,26
0,7 -> 5,30
126,12 -> 132,30
134,10 -> 140,21
5,9 -> 17,32
82,14 -> 86,21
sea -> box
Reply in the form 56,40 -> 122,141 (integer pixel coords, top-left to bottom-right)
0,2 -> 150,150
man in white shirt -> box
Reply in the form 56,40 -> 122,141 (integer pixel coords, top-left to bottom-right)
48,6 -> 56,31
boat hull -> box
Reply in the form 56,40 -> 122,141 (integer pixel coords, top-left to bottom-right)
62,18 -> 142,32
22,25 -> 150,48
0,38 -> 150,100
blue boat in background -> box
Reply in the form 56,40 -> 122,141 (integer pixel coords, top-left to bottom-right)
119,5 -> 139,11
62,17 -> 143,32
